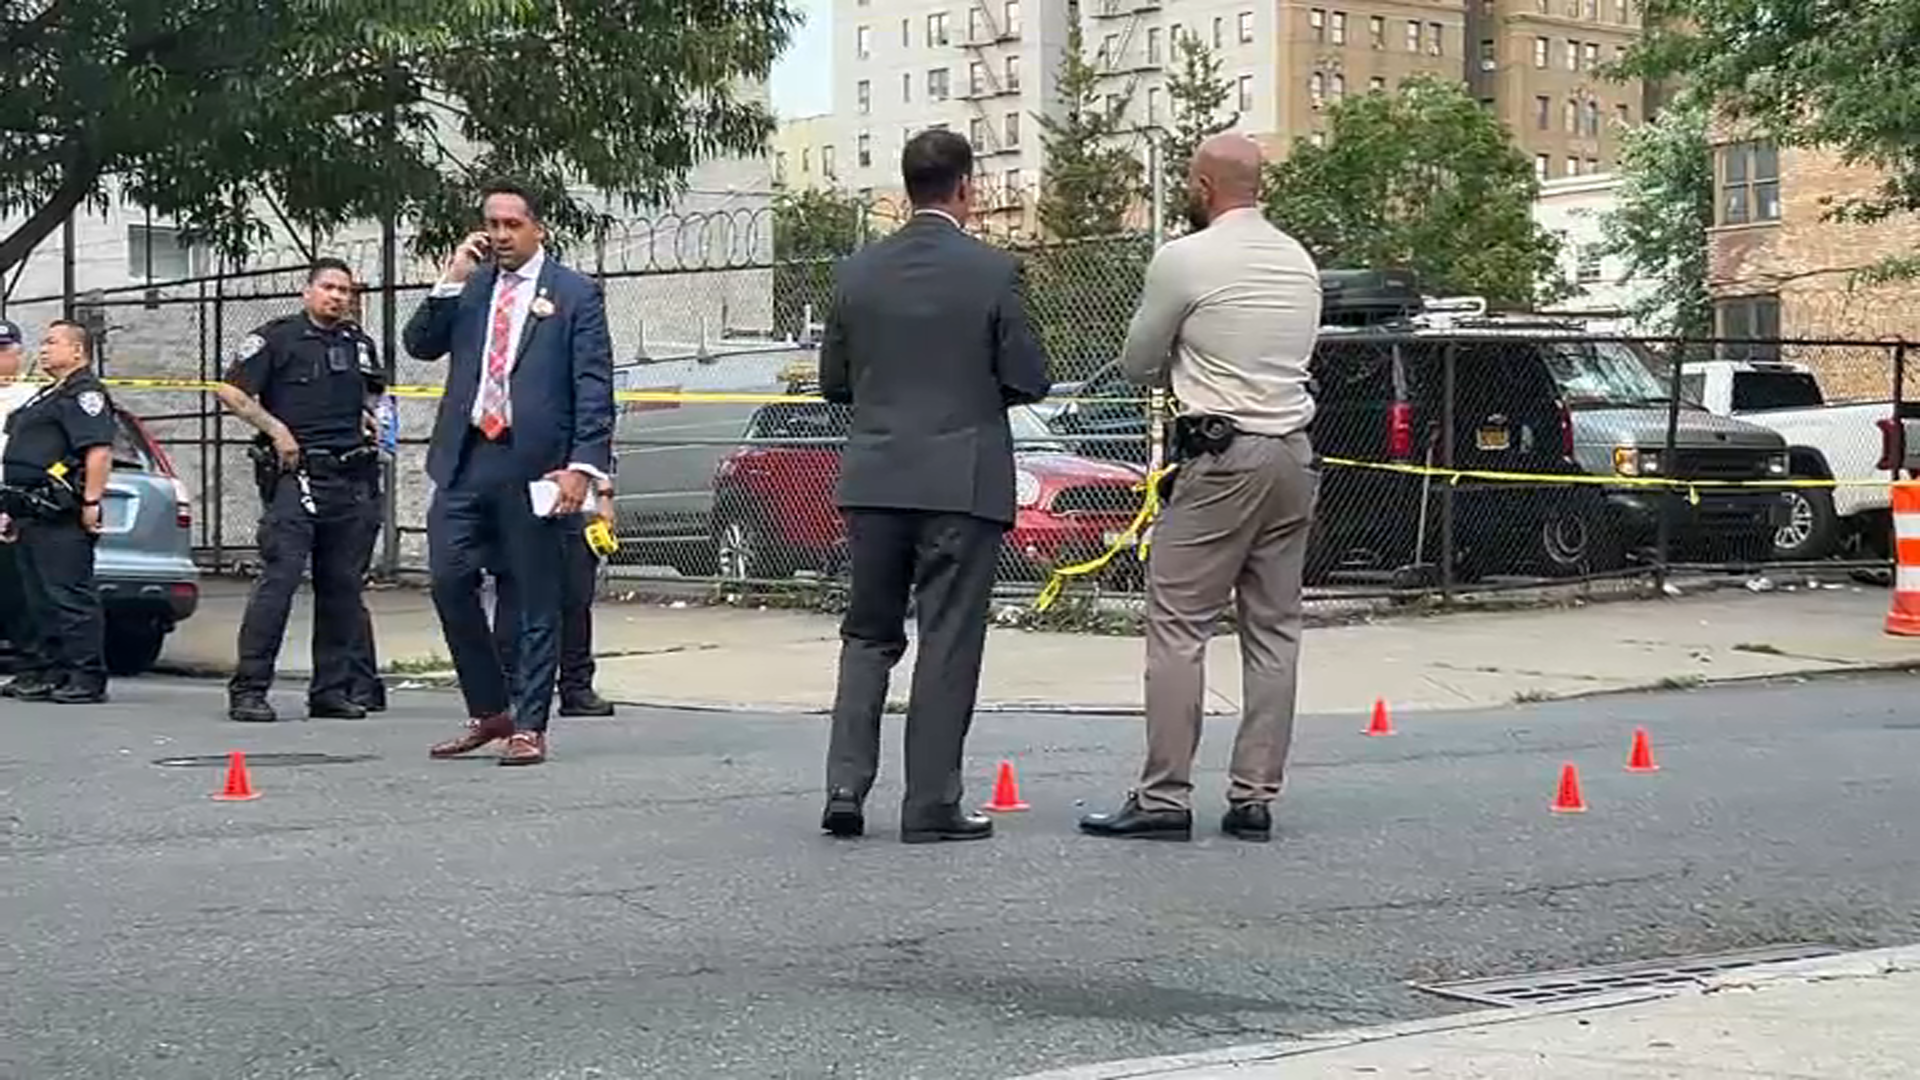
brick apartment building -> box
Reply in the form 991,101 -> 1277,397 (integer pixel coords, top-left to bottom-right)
805,0 -> 1650,211
1707,130 -> 1920,395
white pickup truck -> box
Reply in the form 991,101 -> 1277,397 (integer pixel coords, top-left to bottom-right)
1679,359 -> 1890,560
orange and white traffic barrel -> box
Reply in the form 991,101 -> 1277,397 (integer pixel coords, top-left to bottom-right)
1887,481 -> 1920,635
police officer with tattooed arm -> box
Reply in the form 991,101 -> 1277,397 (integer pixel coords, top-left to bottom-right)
0,320 -> 115,704
216,257 -> 388,723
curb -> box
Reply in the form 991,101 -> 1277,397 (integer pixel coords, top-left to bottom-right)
149,656 -> 1920,716
1006,945 -> 1920,1080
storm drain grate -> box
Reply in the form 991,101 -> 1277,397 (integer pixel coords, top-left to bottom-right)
153,753 -> 378,768
1411,943 -> 1847,1007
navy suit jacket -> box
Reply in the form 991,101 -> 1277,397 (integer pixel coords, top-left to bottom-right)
403,257 -> 614,488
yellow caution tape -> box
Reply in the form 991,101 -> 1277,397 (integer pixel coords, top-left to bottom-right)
1032,466 -> 1174,614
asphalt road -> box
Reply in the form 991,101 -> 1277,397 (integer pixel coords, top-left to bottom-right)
5,674 -> 1919,1080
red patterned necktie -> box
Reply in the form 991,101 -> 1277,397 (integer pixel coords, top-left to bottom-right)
477,273 -> 521,440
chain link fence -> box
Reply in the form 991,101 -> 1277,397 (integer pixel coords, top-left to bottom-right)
2,204 -> 1909,627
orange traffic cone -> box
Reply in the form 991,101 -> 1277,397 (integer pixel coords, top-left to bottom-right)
211,751 -> 261,802
1365,698 -> 1394,736
1627,727 -> 1659,772
982,760 -> 1030,812
1551,762 -> 1586,813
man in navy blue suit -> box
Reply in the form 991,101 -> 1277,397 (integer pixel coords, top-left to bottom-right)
403,181 -> 615,766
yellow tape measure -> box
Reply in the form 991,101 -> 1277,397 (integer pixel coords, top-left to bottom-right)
583,517 -> 620,558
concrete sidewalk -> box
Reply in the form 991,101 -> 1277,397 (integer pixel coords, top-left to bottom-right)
1013,946 -> 1920,1079
158,577 -> 1920,714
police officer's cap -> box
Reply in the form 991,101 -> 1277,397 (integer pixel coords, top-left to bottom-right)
0,319 -> 21,348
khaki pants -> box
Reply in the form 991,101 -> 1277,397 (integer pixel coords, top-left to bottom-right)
1139,431 -> 1318,812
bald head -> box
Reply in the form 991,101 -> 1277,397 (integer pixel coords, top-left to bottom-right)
1182,134 -> 1264,231
1192,134 -> 1264,199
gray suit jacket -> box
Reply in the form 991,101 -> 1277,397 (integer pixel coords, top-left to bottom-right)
820,212 -> 1051,525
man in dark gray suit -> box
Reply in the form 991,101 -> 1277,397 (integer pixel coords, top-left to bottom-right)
817,130 -> 1052,844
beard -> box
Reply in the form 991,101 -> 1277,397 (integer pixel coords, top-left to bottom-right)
1183,194 -> 1210,232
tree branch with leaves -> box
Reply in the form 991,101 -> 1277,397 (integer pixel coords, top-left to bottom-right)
1035,22 -> 1142,241
1262,75 -> 1565,307
1156,34 -> 1237,233
1597,91 -> 1713,337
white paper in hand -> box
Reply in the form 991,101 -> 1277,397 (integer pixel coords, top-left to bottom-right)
528,479 -> 600,518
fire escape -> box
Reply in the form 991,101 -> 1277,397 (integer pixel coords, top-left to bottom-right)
1086,0 -> 1163,138
959,2 -> 1024,210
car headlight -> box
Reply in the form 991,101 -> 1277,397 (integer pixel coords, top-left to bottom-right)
1611,447 -> 1660,477
1767,453 -> 1789,476
1015,469 -> 1042,508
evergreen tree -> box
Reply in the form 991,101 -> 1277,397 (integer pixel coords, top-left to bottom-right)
1035,23 -> 1142,240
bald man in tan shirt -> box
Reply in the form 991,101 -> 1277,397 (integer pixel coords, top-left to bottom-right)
1080,134 -> 1323,843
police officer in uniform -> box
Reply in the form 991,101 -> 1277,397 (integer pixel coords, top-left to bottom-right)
216,257 -> 387,722
0,319 -> 115,704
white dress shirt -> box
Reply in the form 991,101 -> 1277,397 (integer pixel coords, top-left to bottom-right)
0,379 -> 39,462
431,246 -> 605,484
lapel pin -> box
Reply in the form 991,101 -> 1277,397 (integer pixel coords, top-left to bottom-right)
530,293 -> 555,318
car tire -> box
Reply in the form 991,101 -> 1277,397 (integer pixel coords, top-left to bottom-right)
104,618 -> 167,677
1537,501 -> 1626,577
1772,487 -> 1839,561
712,507 -> 786,582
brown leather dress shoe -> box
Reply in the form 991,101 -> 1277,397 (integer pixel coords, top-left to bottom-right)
498,731 -> 547,766
429,712 -> 513,759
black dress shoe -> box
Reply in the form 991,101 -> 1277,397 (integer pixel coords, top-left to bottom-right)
901,808 -> 994,845
821,789 -> 865,838
559,689 -> 616,717
1079,795 -> 1193,841
1221,802 -> 1273,842
228,694 -> 278,723
308,696 -> 368,720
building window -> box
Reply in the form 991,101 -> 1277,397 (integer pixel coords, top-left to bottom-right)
127,224 -> 209,280
1583,99 -> 1600,136
1102,33 -> 1119,65
1717,295 -> 1781,357
1212,17 -> 1224,47
1330,72 -> 1346,99
970,116 -> 989,146
1310,8 -> 1325,42
1533,36 -> 1549,67
1369,15 -> 1385,47
928,67 -> 950,101
1564,98 -> 1577,133
1405,20 -> 1420,51
801,147 -> 811,174
774,150 -> 788,185
969,6 -> 983,41
1718,141 -> 1781,224
823,145 -> 837,179
857,132 -> 872,167
1617,102 -> 1631,126
1576,244 -> 1603,283
1005,0 -> 1021,36
1567,156 -> 1581,176
1427,22 -> 1443,54
1586,156 -> 1600,173
902,72 -> 912,102
1105,93 -> 1124,121
1005,111 -> 1020,145
901,17 -> 910,45
1535,154 -> 1550,180
1311,130 -> 1328,147
969,60 -> 987,96
928,11 -> 950,46
1332,12 -> 1347,44
1005,169 -> 1023,205
1585,0 -> 1599,16
1535,95 -> 1551,130
1309,71 -> 1326,107
1584,41 -> 1600,68
1147,26 -> 1163,62
857,79 -> 872,114
856,24 -> 870,58
1005,54 -> 1021,90
1147,86 -> 1163,124
1237,74 -> 1254,113
1615,0 -> 1629,19
1238,11 -> 1254,43
1478,38 -> 1496,70
1369,75 -> 1386,92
